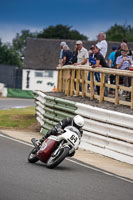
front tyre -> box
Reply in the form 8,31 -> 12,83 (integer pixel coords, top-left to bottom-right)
28,148 -> 39,163
47,147 -> 69,169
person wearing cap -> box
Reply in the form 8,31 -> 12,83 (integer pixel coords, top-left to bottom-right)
91,44 -> 109,95
113,41 -> 132,68
74,40 -> 89,66
96,32 -> 108,58
116,43 -> 133,100
91,44 -> 109,68
116,44 -> 133,70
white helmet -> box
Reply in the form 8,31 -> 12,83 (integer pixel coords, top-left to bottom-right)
73,115 -> 84,129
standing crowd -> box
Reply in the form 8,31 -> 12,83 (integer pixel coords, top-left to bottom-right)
58,32 -> 133,100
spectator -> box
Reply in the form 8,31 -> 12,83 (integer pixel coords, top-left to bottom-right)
113,41 -> 132,68
89,45 -> 96,65
108,46 -> 117,68
96,32 -> 108,58
116,43 -> 133,88
74,40 -> 89,66
108,46 -> 117,92
122,39 -> 132,56
116,44 -> 133,71
58,41 -> 66,65
91,44 -> 109,68
88,45 -> 98,90
91,44 -> 109,95
71,45 -> 78,64
62,45 -> 73,65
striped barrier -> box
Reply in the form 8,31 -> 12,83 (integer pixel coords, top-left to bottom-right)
34,91 -> 133,165
34,91 -> 76,135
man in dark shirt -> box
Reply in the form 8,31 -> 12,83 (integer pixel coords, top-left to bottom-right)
91,44 -> 108,95
92,44 -> 108,68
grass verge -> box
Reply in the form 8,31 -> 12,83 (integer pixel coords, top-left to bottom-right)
0,107 -> 40,131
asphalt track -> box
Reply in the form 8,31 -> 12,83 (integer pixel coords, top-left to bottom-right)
0,98 -> 34,110
0,134 -> 133,200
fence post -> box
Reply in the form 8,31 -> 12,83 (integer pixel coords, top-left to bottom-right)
76,70 -> 80,96
115,75 -> 119,105
131,77 -> 133,109
65,69 -> 71,96
90,71 -> 94,100
70,69 -> 75,96
82,70 -> 86,97
99,73 -> 105,102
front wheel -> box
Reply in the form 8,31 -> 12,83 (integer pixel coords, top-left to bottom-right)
47,147 -> 70,169
28,148 -> 39,163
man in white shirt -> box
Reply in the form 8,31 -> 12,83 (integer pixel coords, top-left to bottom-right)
96,32 -> 108,58
74,40 -> 89,65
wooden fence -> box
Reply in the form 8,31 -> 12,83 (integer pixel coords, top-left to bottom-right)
57,65 -> 133,109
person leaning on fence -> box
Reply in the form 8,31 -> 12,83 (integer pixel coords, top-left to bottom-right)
71,44 -> 78,64
91,44 -> 109,95
108,46 -> 117,93
62,45 -> 73,66
58,41 -> 66,66
113,41 -> 131,68
116,43 -> 133,100
74,40 -> 89,66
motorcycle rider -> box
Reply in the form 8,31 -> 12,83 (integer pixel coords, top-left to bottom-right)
35,115 -> 85,147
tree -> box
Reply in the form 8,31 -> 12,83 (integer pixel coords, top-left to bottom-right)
12,30 -> 36,58
0,40 -> 22,67
106,24 -> 133,42
37,24 -> 88,40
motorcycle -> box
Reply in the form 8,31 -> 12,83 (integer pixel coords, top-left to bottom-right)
28,126 -> 81,169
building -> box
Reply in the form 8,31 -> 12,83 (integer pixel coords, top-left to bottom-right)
23,38 -> 60,91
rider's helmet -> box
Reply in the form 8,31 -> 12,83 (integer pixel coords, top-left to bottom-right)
73,115 -> 85,129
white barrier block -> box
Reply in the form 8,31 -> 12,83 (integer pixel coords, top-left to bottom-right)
83,118 -> 133,143
76,103 -> 133,129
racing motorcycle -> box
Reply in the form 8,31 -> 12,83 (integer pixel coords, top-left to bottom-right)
28,126 -> 81,169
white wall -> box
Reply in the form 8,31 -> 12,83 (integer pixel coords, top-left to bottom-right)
22,69 -> 58,91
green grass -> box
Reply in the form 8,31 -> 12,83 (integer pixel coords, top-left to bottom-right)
0,107 -> 40,131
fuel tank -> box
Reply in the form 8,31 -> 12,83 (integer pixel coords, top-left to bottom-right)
37,137 -> 58,163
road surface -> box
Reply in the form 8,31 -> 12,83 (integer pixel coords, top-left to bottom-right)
0,133 -> 133,200
0,98 -> 34,110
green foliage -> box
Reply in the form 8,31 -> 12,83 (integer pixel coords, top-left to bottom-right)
0,40 -> 22,67
106,24 -> 133,42
12,29 -> 36,58
37,24 -> 88,40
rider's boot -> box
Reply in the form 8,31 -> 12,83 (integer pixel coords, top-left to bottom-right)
68,151 -> 75,157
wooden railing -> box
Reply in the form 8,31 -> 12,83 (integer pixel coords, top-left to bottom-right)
57,65 -> 133,109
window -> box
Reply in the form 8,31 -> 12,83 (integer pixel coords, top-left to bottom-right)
35,71 -> 53,78
35,72 -> 43,77
44,71 -> 53,77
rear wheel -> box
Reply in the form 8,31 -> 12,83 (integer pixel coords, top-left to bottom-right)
47,147 -> 69,169
28,148 -> 39,163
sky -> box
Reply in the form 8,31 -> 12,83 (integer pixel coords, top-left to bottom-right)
0,0 -> 133,43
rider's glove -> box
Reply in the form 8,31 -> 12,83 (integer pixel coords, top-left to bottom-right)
57,128 -> 64,134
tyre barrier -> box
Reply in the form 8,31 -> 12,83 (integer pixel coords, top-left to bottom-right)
34,91 -> 133,165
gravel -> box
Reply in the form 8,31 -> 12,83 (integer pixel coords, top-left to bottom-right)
45,92 -> 133,115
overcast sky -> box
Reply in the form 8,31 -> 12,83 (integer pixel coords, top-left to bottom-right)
0,0 -> 133,43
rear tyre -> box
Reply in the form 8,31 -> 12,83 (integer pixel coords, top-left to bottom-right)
47,147 -> 69,169
28,148 -> 39,163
